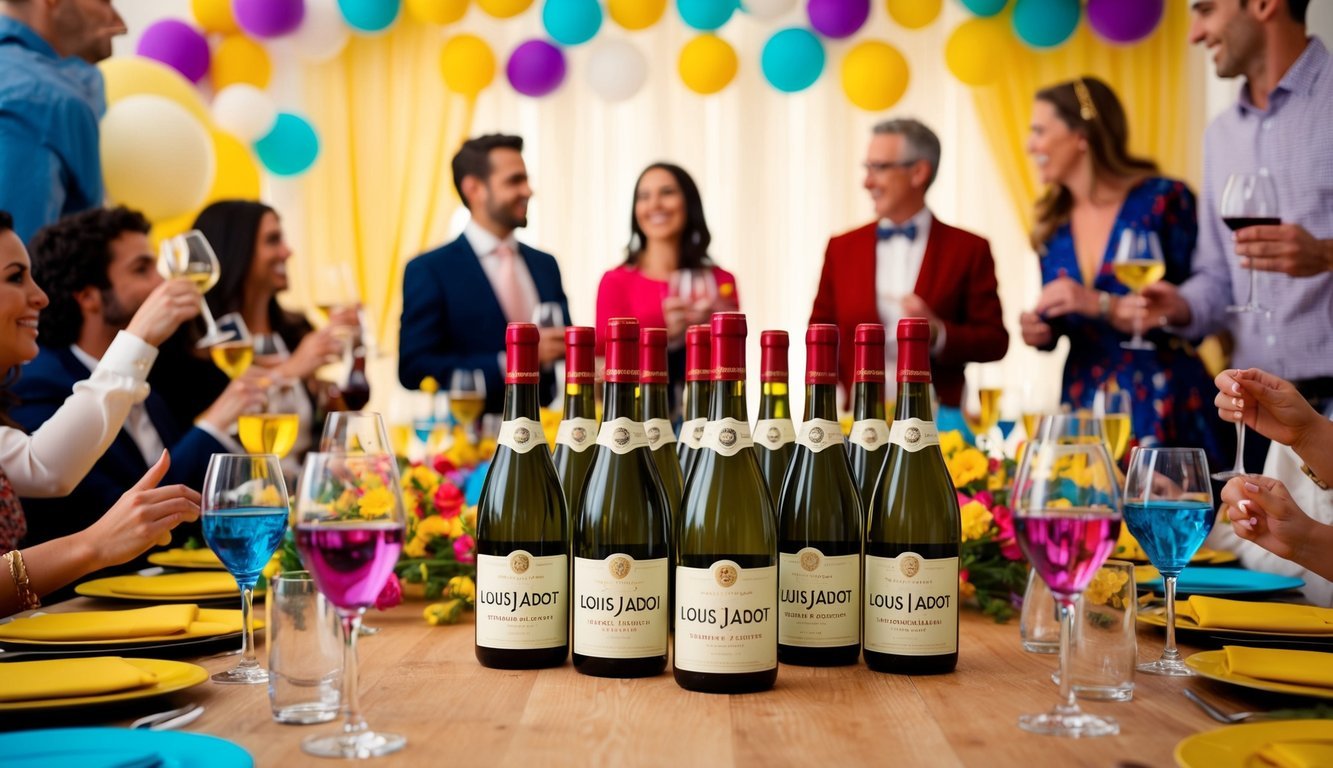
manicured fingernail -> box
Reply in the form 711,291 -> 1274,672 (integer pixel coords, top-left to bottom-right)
1244,482 -> 1260,493
1243,517 -> 1257,529
1237,499 -> 1251,513
1232,397 -> 1243,408
1234,410 -> 1244,421
1231,383 -> 1241,394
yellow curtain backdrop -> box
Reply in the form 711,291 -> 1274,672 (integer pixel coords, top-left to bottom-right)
293,21 -> 475,354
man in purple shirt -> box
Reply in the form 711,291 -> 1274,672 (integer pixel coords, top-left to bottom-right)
1143,0 -> 1333,467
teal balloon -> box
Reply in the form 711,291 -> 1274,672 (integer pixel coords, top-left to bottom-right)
543,0 -> 602,46
254,113 -> 320,176
338,0 -> 401,33
677,0 -> 736,31
1013,0 -> 1080,48
761,27 -> 824,93
960,0 -> 1007,17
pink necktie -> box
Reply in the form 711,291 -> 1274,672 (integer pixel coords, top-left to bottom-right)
493,243 -> 532,324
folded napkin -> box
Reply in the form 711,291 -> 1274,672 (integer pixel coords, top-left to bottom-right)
0,605 -> 199,642
160,548 -> 221,566
107,572 -> 238,597
1256,741 -> 1333,768
1180,596 -> 1333,633
0,657 -> 158,702
1223,646 -> 1333,689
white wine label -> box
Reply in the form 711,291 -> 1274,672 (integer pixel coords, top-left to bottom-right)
864,552 -> 958,656
476,551 -> 568,650
555,417 -> 598,453
888,418 -> 939,453
497,418 -> 548,455
680,417 -> 707,450
796,419 -> 845,453
779,549 -> 860,647
573,555 -> 668,659
754,419 -> 796,452
644,418 -> 677,450
675,562 -> 777,674
595,417 -> 650,455
699,418 -> 754,457
849,419 -> 890,452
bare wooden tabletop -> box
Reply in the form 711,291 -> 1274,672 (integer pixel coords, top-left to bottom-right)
3,598 -> 1313,767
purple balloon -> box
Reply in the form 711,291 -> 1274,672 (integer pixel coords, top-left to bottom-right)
136,19 -> 210,83
234,0 -> 305,39
1088,0 -> 1162,44
806,0 -> 870,39
507,40 -> 567,98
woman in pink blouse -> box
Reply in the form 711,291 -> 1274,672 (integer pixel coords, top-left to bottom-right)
595,163 -> 739,411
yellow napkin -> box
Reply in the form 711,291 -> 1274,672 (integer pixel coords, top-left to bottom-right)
1224,646 -> 1333,689
161,548 -> 222,566
1180,596 -> 1333,633
107,572 -> 238,597
1256,741 -> 1333,768
0,657 -> 157,702
0,605 -> 198,642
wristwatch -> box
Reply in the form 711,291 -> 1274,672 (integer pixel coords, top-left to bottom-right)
1097,292 -> 1112,320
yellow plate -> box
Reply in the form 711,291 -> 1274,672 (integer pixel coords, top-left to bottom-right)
1185,650 -> 1333,701
75,574 -> 261,602
0,609 -> 259,647
0,658 -> 208,712
1175,720 -> 1333,767
1138,608 -> 1333,643
146,548 -> 226,570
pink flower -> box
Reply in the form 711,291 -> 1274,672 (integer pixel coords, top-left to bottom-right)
991,505 -> 1023,561
973,490 -> 995,508
453,534 -> 476,564
375,573 -> 403,611
434,483 -> 464,519
432,455 -> 457,475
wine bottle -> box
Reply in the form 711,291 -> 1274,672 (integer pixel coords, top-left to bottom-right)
863,318 -> 961,675
553,326 -> 598,512
754,330 -> 796,510
475,323 -> 569,669
675,312 -> 777,694
848,323 -> 889,518
778,324 -> 863,666
639,328 -> 683,539
676,324 -> 712,481
339,332 -> 371,411
573,318 -> 671,678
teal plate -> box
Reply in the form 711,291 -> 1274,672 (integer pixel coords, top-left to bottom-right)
0,727 -> 252,768
1138,566 -> 1304,598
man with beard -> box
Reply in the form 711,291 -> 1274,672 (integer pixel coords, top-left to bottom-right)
12,207 -> 263,561
400,134 -> 571,413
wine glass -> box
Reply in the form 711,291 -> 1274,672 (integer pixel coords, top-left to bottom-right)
1222,169 -> 1278,315
210,313 -> 254,380
530,302 -> 565,331
1011,437 -> 1123,737
448,368 -> 486,444
321,411 -> 394,455
1123,447 -> 1213,676
201,454 -> 290,685
963,364 -> 1003,452
311,263 -> 360,325
159,231 -> 234,347
239,379 -> 302,459
1093,383 -> 1133,463
293,452 -> 407,758
1113,229 -> 1165,351
668,268 -> 718,316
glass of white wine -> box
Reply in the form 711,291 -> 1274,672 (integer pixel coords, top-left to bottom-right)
321,411 -> 393,455
1093,383 -> 1133,463
160,231 -> 234,348
210,313 -> 255,381
963,364 -> 1003,452
1113,229 -> 1165,351
448,368 -> 487,445
239,378 -> 302,459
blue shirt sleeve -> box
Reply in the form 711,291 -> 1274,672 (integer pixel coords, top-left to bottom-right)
0,111 -> 65,245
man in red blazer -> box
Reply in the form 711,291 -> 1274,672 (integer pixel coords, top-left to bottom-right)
810,119 -> 1008,408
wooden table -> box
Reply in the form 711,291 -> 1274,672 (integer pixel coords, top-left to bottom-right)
2,599 -> 1307,767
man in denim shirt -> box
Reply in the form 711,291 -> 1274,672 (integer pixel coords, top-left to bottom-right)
0,0 -> 126,244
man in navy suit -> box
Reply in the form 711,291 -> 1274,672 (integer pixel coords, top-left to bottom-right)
399,134 -> 570,413
13,206 -> 263,556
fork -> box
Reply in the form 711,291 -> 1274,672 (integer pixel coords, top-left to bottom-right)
130,703 -> 205,730
1184,689 -> 1261,723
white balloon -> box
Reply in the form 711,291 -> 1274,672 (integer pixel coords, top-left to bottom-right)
100,95 -> 214,222
211,84 -> 278,142
586,38 -> 647,103
291,0 -> 350,62
742,0 -> 797,21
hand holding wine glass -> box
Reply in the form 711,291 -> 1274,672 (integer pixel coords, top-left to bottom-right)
668,268 -> 719,325
1113,229 -> 1166,351
159,231 -> 234,347
1222,169 -> 1279,315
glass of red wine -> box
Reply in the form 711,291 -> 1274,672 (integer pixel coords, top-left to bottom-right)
293,452 -> 406,759
1011,428 -> 1123,737
1222,169 -> 1278,315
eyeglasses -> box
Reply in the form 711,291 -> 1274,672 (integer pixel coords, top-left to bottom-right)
863,159 -> 918,174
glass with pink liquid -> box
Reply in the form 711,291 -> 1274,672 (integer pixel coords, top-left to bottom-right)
293,452 -> 406,759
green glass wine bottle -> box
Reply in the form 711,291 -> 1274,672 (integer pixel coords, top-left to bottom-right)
848,323 -> 889,519
676,324 -> 712,482
553,325 -> 598,513
639,327 -> 682,542
754,330 -> 795,511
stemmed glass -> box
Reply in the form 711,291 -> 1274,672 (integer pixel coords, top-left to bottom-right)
239,379 -> 302,459
1113,229 -> 1165,351
1011,425 -> 1122,737
448,369 -> 486,445
1093,384 -> 1133,463
293,452 -> 407,758
668,268 -> 718,317
200,453 -> 290,684
159,231 -> 234,347
1222,169 -> 1278,315
210,313 -> 254,381
1123,447 -> 1213,676
963,364 -> 1003,452
321,411 -> 394,455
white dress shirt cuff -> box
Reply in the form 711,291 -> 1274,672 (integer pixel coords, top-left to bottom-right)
96,331 -> 160,401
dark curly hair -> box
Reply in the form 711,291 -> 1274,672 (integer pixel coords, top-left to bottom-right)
27,206 -> 151,349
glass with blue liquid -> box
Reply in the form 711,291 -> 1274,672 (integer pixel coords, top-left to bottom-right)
1123,447 -> 1213,676
202,453 -> 291,685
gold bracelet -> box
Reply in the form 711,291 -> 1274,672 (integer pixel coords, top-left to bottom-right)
1301,463 -> 1330,491
4,550 -> 40,611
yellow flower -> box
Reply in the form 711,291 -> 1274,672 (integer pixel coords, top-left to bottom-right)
960,500 -> 994,542
461,506 -> 477,534
334,488 -> 360,515
447,516 -> 464,539
948,448 -> 988,488
959,574 -> 976,600
358,487 -> 396,519
478,437 -> 497,460
939,430 -> 966,457
424,599 -> 465,625
403,536 -> 429,558
403,466 -> 439,495
446,575 -> 475,604
417,515 -> 452,538
1084,566 -> 1130,607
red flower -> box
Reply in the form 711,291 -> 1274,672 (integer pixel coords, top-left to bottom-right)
991,505 -> 1023,561
434,482 -> 464,519
453,534 -> 476,564
375,572 -> 403,611
432,454 -> 457,475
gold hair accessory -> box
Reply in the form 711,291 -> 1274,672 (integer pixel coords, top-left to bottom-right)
1073,79 -> 1098,121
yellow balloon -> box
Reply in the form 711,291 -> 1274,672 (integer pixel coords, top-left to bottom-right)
475,0 -> 532,19
154,130 -> 261,245
212,35 -> 272,90
191,0 -> 239,34
678,34 -> 738,96
842,41 -> 909,111
99,56 -> 210,124
101,95 -> 215,223
945,16 -> 1010,86
608,0 -> 665,30
440,34 -> 496,96
406,0 -> 469,25
886,0 -> 940,29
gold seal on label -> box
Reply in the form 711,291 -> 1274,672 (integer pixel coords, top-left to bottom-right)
714,563 -> 739,588
571,426 -> 587,443
809,426 -> 825,444
608,556 -> 632,580
514,427 -> 531,445
905,426 -> 921,444
800,550 -> 820,572
900,555 -> 921,578
510,552 -> 531,575
613,427 -> 630,447
719,428 -> 737,448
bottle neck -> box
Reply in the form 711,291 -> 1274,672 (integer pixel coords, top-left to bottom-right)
602,380 -> 638,421
804,383 -> 838,421
852,381 -> 886,420
562,382 -> 596,419
758,381 -> 790,420
503,382 -> 541,421
640,382 -> 670,421
684,381 -> 712,420
895,381 -> 934,423
708,380 -> 748,422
